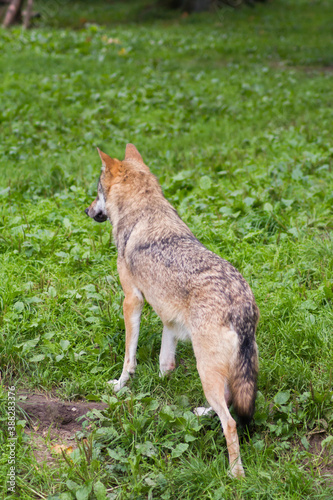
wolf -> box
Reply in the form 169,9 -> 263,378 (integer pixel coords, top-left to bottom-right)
85,144 -> 259,477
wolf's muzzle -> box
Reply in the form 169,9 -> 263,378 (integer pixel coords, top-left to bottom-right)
93,212 -> 108,223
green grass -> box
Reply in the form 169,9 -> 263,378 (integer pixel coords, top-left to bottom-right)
0,0 -> 333,498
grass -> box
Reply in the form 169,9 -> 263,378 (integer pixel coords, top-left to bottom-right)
0,0 -> 333,498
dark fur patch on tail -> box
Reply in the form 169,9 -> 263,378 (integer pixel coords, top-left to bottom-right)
229,303 -> 259,427
232,382 -> 257,427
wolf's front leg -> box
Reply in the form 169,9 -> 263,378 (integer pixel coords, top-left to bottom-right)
108,290 -> 143,392
159,324 -> 178,377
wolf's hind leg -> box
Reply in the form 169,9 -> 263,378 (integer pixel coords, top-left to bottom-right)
108,289 -> 143,392
194,355 -> 245,478
194,382 -> 232,417
159,324 -> 178,377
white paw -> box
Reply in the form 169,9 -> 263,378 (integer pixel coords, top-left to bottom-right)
107,379 -> 122,392
193,406 -> 214,417
159,364 -> 176,378
228,462 -> 245,479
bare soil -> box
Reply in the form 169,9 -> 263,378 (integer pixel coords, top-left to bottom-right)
17,391 -> 108,466
17,392 -> 107,432
298,432 -> 333,493
307,434 -> 333,484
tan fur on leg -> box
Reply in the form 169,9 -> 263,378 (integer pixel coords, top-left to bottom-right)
192,329 -> 245,478
109,262 -> 144,391
196,366 -> 244,477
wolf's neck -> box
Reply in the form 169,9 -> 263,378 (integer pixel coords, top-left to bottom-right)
112,209 -> 147,258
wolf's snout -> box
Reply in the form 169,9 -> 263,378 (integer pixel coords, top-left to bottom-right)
93,212 -> 108,223
84,208 -> 89,216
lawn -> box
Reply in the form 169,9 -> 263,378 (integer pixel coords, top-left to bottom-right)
0,0 -> 332,498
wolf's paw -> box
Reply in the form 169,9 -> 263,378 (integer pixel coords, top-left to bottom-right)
228,462 -> 245,479
107,379 -> 123,392
159,363 -> 176,378
159,369 -> 173,378
193,406 -> 214,417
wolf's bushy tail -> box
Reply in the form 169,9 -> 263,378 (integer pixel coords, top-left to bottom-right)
229,305 -> 259,426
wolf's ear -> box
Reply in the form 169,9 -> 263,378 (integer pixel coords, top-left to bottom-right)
97,148 -> 120,174
125,143 -> 144,163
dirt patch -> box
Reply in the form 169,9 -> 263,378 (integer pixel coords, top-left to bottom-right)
17,392 -> 107,433
301,433 -> 333,490
269,61 -> 333,74
308,434 -> 333,479
17,392 -> 108,466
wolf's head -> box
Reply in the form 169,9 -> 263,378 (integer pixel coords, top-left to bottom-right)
85,144 -> 144,223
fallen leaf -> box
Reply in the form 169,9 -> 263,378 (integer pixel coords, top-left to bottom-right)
51,444 -> 73,455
